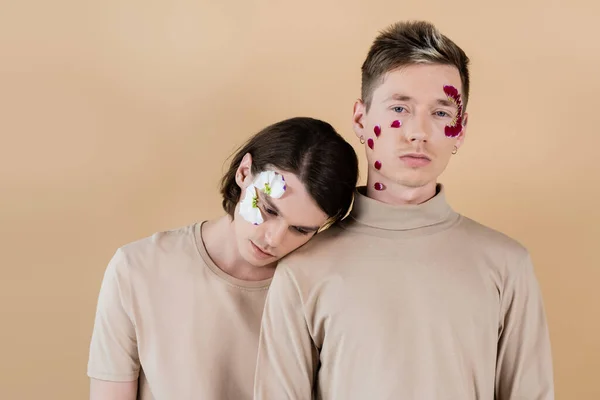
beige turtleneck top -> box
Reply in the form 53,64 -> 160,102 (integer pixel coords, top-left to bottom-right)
254,185 -> 553,400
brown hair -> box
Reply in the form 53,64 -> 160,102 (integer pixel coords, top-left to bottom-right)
220,117 -> 359,224
361,20 -> 471,110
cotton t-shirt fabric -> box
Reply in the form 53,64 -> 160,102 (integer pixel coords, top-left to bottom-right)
254,185 -> 554,400
88,222 -> 271,399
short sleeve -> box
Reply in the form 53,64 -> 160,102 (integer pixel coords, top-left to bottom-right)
87,248 -> 140,382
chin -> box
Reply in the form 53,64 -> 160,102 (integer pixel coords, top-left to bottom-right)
248,257 -> 278,268
402,180 -> 432,188
242,247 -> 279,268
392,173 -> 433,189
241,253 -> 264,267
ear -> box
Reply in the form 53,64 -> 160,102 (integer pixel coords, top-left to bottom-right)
352,99 -> 367,140
235,153 -> 254,189
455,112 -> 468,150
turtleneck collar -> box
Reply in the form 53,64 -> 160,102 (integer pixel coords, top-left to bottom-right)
341,184 -> 459,236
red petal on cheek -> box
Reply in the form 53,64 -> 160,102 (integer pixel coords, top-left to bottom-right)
367,138 -> 374,149
443,84 -> 464,138
374,182 -> 385,191
374,125 -> 381,137
374,161 -> 382,170
391,120 -> 402,128
444,123 -> 463,138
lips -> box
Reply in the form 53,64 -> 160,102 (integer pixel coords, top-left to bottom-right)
250,241 -> 274,258
399,153 -> 431,168
400,153 -> 430,160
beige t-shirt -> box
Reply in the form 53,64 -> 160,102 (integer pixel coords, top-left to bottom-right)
254,185 -> 554,400
87,222 -> 271,399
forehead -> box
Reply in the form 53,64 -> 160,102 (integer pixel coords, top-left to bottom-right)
258,168 -> 328,226
373,64 -> 463,103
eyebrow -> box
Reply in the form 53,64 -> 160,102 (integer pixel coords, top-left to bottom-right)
385,93 -> 458,109
436,98 -> 456,108
386,93 -> 413,102
261,194 -> 321,232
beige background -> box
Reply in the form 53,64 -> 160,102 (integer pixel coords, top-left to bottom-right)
1,0 -> 598,398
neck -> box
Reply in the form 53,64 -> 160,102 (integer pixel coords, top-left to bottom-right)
348,183 -> 456,234
366,177 -> 438,205
202,215 -> 276,281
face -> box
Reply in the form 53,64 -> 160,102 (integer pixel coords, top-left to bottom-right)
232,154 -> 329,267
353,64 -> 468,189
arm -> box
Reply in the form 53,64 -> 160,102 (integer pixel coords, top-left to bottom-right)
495,253 -> 554,399
90,379 -> 137,400
87,249 -> 140,399
254,265 -> 319,400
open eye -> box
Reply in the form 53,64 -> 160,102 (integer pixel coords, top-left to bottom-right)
435,111 -> 451,118
392,106 -> 405,113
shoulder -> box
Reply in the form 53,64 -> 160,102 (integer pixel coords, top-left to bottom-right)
458,216 -> 527,254
112,223 -> 200,277
275,224 -> 353,281
284,224 -> 350,260
456,215 -> 532,278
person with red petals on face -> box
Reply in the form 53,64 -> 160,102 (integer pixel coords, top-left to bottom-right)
254,21 -> 554,400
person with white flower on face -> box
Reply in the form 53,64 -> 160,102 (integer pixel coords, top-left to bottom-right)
87,117 -> 359,400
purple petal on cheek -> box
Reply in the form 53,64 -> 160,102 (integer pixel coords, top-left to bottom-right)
283,184 -> 286,190
367,138 -> 374,149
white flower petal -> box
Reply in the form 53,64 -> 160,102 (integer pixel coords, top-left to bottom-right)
268,176 -> 286,198
243,207 -> 263,225
239,185 -> 264,225
253,171 -> 272,188
253,170 -> 286,198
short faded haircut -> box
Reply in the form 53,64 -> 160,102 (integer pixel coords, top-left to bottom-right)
361,20 -> 471,110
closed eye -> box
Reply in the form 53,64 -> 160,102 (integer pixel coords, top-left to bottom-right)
292,226 -> 310,235
264,207 -> 278,216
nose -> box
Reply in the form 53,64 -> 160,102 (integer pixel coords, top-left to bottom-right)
264,220 -> 287,248
405,113 -> 431,143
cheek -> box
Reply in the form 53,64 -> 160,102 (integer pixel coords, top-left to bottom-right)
424,127 -> 454,146
280,233 -> 312,253
366,117 -> 401,155
235,215 -> 261,238
429,142 -> 454,169
432,137 -> 456,154
432,118 -> 450,133
367,136 -> 395,162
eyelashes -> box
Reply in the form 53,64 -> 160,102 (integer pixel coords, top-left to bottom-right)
260,206 -> 310,235
263,207 -> 277,216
